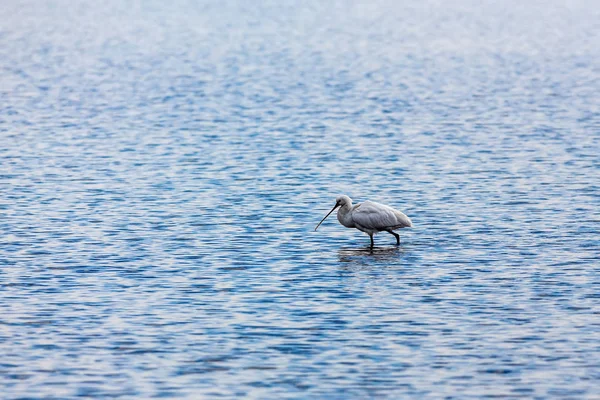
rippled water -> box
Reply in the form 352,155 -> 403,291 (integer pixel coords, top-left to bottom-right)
1,0 -> 599,398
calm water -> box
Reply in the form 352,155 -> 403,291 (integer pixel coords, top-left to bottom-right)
1,0 -> 599,398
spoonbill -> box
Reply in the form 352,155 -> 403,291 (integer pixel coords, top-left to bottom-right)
315,195 -> 412,248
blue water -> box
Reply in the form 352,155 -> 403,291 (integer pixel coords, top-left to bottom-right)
1,0 -> 599,398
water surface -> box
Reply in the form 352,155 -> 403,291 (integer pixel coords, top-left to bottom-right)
1,0 -> 599,398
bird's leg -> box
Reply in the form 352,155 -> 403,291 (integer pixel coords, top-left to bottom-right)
387,230 -> 400,245
369,234 -> 374,249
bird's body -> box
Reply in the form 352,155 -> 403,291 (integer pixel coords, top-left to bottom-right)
315,195 -> 412,248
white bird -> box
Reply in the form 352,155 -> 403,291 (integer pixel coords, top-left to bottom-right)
315,195 -> 412,248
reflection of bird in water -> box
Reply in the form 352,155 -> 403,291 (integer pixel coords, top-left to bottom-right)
338,246 -> 403,263
315,195 -> 412,249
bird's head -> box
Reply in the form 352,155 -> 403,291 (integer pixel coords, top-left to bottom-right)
315,195 -> 353,231
335,195 -> 352,208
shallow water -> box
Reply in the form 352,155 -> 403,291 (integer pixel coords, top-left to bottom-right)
1,0 -> 599,398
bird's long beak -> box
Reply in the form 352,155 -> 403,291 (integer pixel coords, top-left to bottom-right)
315,203 -> 339,231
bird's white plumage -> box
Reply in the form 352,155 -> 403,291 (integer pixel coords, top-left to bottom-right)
351,201 -> 412,234
315,194 -> 412,248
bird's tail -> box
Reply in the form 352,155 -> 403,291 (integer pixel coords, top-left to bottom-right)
395,211 -> 412,228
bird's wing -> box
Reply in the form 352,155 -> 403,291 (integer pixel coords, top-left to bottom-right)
352,201 -> 412,231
